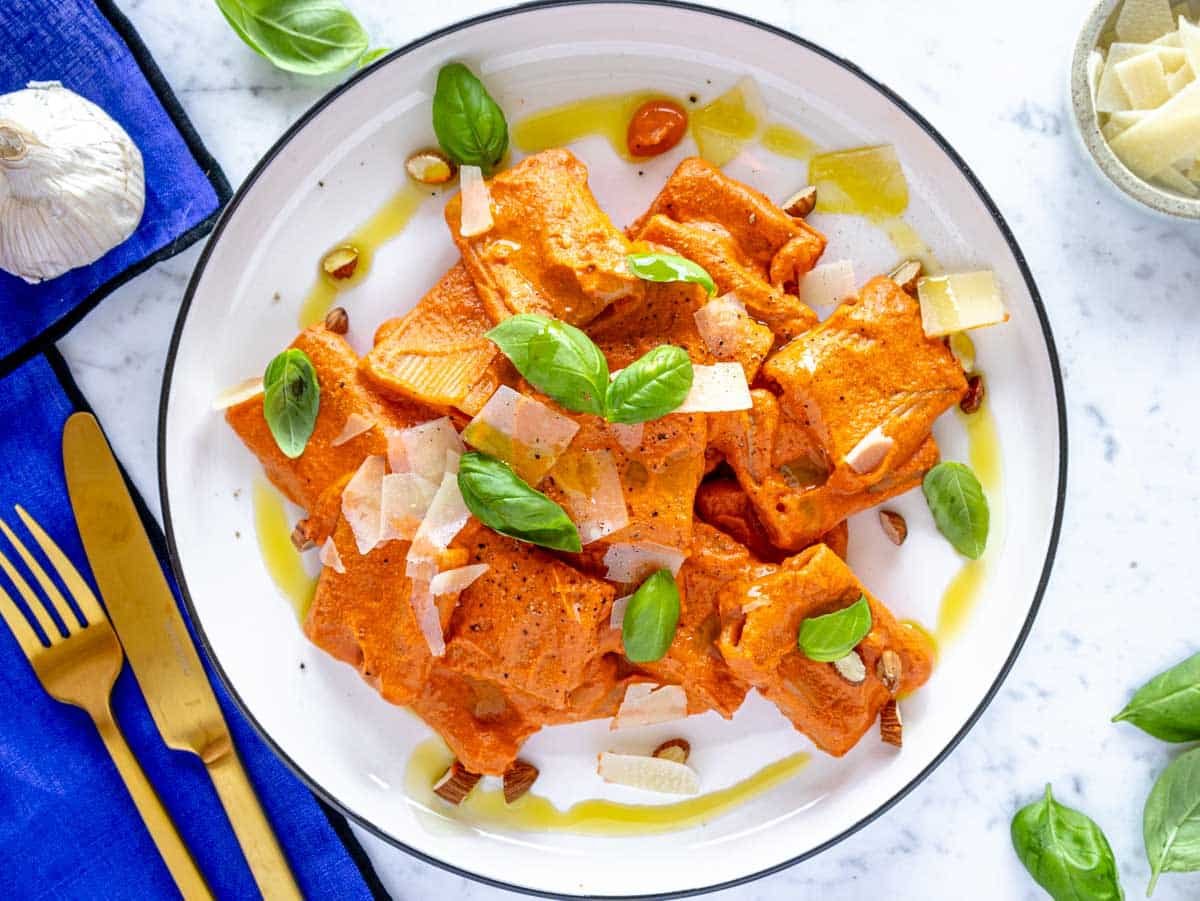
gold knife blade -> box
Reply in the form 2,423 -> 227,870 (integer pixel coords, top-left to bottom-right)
63,412 -> 301,900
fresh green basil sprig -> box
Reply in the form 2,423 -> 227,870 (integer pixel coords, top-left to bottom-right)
622,569 -> 681,663
1113,651 -> 1200,743
922,461 -> 989,559
215,0 -> 372,75
626,252 -> 716,296
432,63 -> 508,174
457,451 -> 581,552
1010,784 -> 1123,901
1145,747 -> 1200,896
797,595 -> 872,663
262,348 -> 320,459
487,314 -> 693,424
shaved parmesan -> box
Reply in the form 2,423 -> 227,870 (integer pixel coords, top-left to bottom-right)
406,472 -> 471,578
1116,0 -> 1175,43
612,683 -> 689,730
1116,53 -> 1171,109
319,537 -> 346,574
458,165 -> 494,238
1096,44 -> 1186,111
1110,81 -> 1200,177
388,418 -> 464,483
1181,16 -> 1200,74
1088,49 -> 1105,103
609,594 -> 632,630
1154,30 -> 1183,46
844,425 -> 895,474
674,363 -> 752,414
341,456 -> 386,555
331,413 -> 375,447
1168,62 -> 1196,95
798,260 -> 857,308
603,541 -> 686,584
462,385 -> 580,484
609,422 -> 644,453
1103,110 -> 1151,140
211,376 -> 263,411
917,271 -> 1009,337
380,472 -> 439,542
410,580 -> 445,657
693,293 -> 748,355
429,563 -> 489,596
1153,161 -> 1200,194
597,752 -> 700,795
550,449 -> 629,545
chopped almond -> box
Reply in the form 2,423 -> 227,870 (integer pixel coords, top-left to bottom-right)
960,374 -> 985,414
433,761 -> 481,805
880,699 -> 903,748
322,246 -> 359,280
878,510 -> 908,545
324,306 -> 349,334
502,759 -> 539,804
406,149 -> 457,185
290,521 -> 316,552
781,185 -> 817,218
652,738 -> 691,765
877,649 -> 902,696
833,651 -> 866,684
888,259 -> 922,296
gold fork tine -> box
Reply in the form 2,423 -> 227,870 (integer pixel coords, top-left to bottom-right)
0,517 -> 84,633
0,582 -> 43,656
0,532 -> 61,642
15,506 -> 104,626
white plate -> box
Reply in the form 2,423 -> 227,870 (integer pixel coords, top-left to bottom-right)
159,3 -> 1066,897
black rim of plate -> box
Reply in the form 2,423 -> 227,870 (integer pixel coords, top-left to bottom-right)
158,2 -> 1069,898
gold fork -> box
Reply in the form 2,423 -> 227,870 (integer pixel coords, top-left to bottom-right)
0,506 -> 212,900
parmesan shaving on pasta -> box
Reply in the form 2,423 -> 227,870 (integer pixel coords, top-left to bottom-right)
341,455 -> 386,555
319,537 -> 346,574
211,376 -> 263,411
387,418 -> 464,483
674,363 -> 752,414
603,541 -> 686,584
331,412 -> 375,447
549,449 -> 629,545
462,385 -> 580,484
612,683 -> 689,730
429,564 -> 489,596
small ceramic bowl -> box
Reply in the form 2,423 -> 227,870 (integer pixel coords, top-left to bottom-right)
1071,0 -> 1200,219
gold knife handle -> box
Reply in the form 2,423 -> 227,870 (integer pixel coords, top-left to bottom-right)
93,707 -> 213,901
205,745 -> 303,901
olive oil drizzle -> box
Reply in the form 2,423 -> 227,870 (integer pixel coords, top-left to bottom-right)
252,481 -> 317,620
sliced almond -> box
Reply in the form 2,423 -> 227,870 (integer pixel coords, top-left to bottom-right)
832,651 -> 867,684
877,649 -> 902,696
878,510 -> 908,545
960,374 -> 985,414
502,759 -> 539,804
781,185 -> 817,218
888,259 -> 922,296
597,751 -> 700,795
880,699 -> 903,748
406,149 -> 457,185
433,761 -> 481,805
652,738 -> 691,765
324,306 -> 349,334
322,246 -> 359,280
290,521 -> 316,552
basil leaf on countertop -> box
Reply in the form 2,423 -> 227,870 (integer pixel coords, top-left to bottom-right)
626,252 -> 716,296
605,344 -> 694,424
488,314 -> 609,417
1011,784 -> 1123,901
432,62 -> 508,174
922,461 -> 989,559
1114,651 -> 1200,743
622,569 -> 681,663
262,348 -> 320,459
215,0 -> 370,76
1145,747 -> 1200,896
457,451 -> 581,552
798,595 -> 871,663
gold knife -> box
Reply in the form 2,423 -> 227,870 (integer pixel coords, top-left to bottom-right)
63,412 -> 302,901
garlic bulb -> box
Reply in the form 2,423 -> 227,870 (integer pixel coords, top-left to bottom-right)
0,81 -> 145,284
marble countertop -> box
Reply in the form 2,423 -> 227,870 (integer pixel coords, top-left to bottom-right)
67,1 -> 1199,897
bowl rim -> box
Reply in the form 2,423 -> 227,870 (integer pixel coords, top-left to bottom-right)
1070,0 -> 1200,220
157,1 -> 1069,897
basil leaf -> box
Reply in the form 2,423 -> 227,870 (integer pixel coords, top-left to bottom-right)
798,595 -> 871,662
215,0 -> 370,76
622,569 -> 681,663
432,63 -> 508,174
488,314 -> 609,417
262,348 -> 320,459
1114,651 -> 1200,743
1145,747 -> 1200,896
358,47 -> 390,68
605,345 -> 694,424
922,461 -> 989,559
1011,784 -> 1123,901
626,252 -> 716,296
457,452 -> 581,552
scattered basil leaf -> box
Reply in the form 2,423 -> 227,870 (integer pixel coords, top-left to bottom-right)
214,0 -> 370,76
605,345 -> 694,424
1114,651 -> 1200,743
1144,747 -> 1200,896
432,62 -> 508,174
622,569 -> 681,663
1011,784 -> 1124,901
456,452 -> 581,552
262,348 -> 320,459
487,314 -> 609,417
797,595 -> 871,662
922,461 -> 989,559
626,252 -> 716,296
358,46 -> 390,67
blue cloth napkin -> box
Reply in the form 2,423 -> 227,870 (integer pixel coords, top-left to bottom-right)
0,0 -> 230,375
0,349 -> 384,900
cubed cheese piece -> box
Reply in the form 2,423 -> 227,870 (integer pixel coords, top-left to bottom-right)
1117,53 -> 1172,108
1152,162 -> 1200,194
1179,16 -> 1200,74
1116,0 -> 1175,43
1110,81 -> 1200,177
917,271 -> 1008,337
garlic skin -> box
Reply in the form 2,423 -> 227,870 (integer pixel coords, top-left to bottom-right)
0,82 -> 145,284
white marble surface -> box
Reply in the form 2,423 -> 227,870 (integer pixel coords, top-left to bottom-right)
59,0 -> 1200,897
